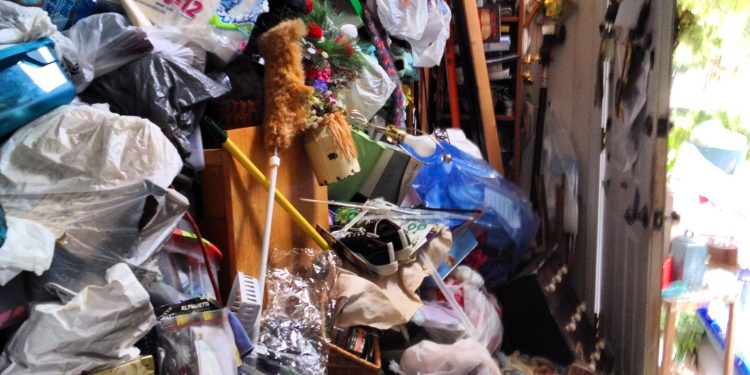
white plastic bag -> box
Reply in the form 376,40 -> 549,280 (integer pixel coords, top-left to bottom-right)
0,1 -> 57,46
133,0 -> 268,63
376,0 -> 428,40
390,339 -> 502,375
0,105 -> 182,195
404,0 -> 451,67
343,54 -> 396,120
0,263 -> 156,374
413,266 -> 503,353
0,105 -> 187,297
0,216 -> 55,286
61,13 -> 153,92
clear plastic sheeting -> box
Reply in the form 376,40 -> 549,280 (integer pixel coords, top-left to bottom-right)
542,112 -> 579,234
0,105 -> 186,299
0,0 -> 57,46
0,215 -> 55,286
57,13 -> 154,92
0,263 -> 156,375
254,248 -> 338,375
80,55 -> 231,158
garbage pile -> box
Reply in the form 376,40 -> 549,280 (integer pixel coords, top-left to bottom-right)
0,0 -> 542,374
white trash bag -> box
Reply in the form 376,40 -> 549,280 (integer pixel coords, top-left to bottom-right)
405,0 -> 451,67
342,54 -> 396,120
376,0 -> 428,40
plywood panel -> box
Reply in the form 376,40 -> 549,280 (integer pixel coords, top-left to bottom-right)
201,126 -> 328,296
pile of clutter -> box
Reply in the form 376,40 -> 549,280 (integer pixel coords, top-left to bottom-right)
0,0 -> 544,373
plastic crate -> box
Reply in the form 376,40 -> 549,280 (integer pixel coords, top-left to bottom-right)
227,272 -> 261,337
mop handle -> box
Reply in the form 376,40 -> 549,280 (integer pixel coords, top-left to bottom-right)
204,119 -> 330,249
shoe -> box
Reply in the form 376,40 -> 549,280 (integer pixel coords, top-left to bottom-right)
336,231 -> 399,276
353,219 -> 415,262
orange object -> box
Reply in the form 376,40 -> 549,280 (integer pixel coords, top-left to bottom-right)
445,20 -> 461,129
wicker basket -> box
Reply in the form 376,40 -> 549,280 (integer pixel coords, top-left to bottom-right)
326,335 -> 381,375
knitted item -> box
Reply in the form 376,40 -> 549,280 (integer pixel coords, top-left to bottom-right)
361,7 -> 405,128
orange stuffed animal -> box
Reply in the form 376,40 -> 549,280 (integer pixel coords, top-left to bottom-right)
257,19 -> 314,150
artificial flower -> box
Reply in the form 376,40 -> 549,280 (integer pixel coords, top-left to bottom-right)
308,22 -> 324,40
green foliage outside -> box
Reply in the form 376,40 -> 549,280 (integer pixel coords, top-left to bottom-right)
674,310 -> 705,364
669,0 -> 750,171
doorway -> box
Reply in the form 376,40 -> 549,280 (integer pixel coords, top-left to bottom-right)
664,0 -> 750,373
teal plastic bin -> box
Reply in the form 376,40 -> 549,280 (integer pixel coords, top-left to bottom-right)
0,38 -> 76,138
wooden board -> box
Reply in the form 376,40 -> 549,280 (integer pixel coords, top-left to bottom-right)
458,0 -> 504,175
201,126 -> 328,298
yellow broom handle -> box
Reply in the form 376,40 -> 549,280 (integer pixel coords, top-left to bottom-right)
222,139 -> 330,249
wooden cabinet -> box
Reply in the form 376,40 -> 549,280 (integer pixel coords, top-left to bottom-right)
200,126 -> 329,299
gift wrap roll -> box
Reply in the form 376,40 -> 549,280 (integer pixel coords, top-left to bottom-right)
304,125 -> 361,186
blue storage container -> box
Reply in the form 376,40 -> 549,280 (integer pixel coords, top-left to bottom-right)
0,38 -> 76,138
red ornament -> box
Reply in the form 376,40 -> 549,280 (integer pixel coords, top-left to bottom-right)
305,0 -> 313,13
308,22 -> 323,40
343,42 -> 353,57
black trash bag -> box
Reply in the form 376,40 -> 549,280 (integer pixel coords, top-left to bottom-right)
80,55 -> 231,157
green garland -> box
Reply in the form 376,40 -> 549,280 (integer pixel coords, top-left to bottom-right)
301,0 -> 367,75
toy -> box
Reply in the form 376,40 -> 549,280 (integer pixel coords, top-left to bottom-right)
257,19 -> 313,150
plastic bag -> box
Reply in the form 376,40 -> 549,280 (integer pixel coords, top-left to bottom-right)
0,105 -> 182,194
57,13 -> 153,93
144,26 -> 207,69
342,54 -> 396,120
390,339 -> 502,375
448,267 -> 503,352
414,266 -> 503,352
133,0 -> 268,63
376,0 -> 428,40
404,0 -> 451,68
80,55 -> 230,158
542,112 -> 579,234
0,263 -> 156,374
253,248 -> 338,375
157,308 -> 239,375
0,105 -> 186,299
0,1 -> 56,46
406,140 -> 539,289
0,215 -> 55,286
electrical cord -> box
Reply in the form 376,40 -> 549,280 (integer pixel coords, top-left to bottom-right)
184,211 -> 222,305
